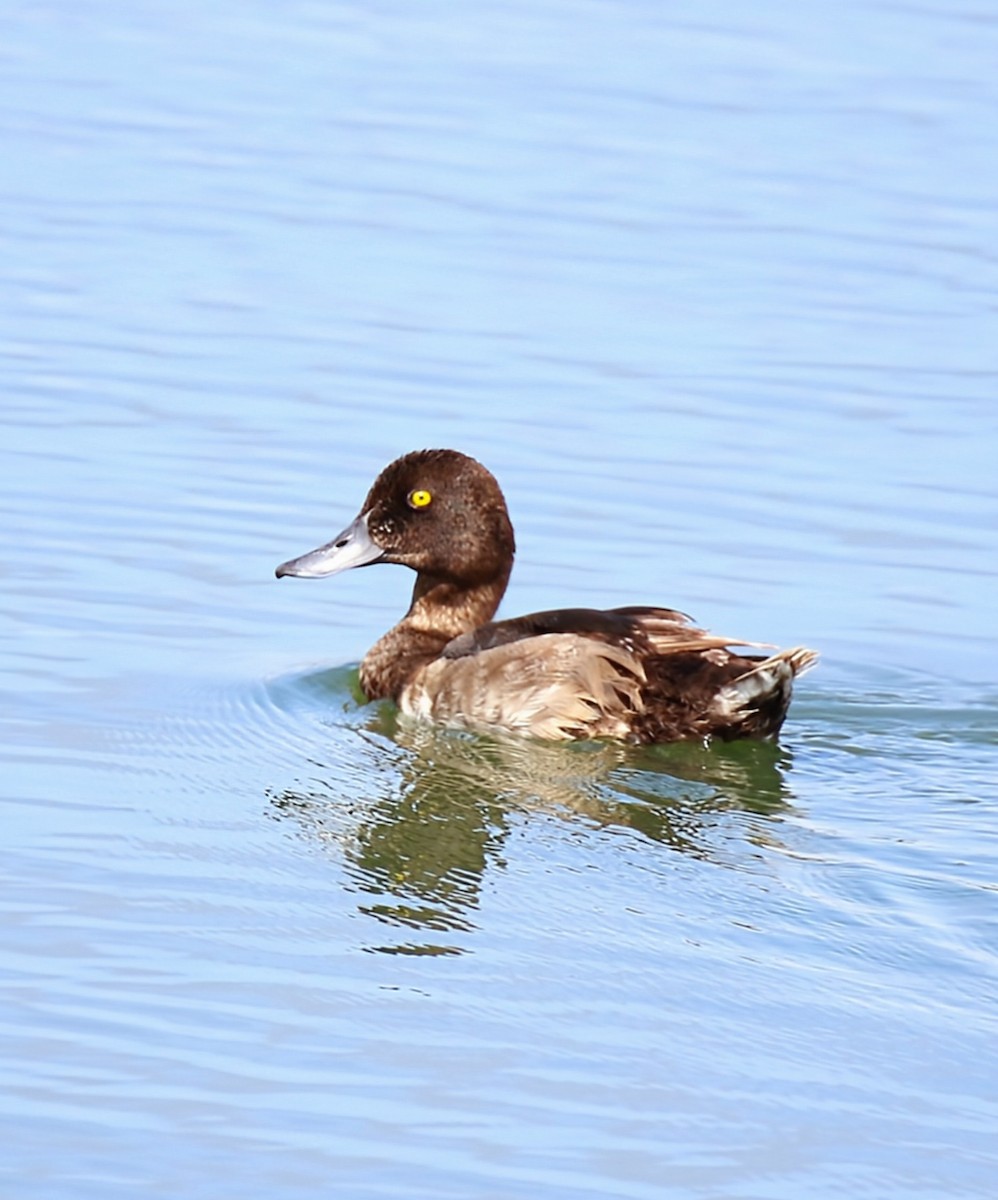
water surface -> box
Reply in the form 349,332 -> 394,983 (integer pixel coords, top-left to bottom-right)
3,2 -> 998,1197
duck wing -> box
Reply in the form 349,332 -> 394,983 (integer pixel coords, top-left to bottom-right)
440,605 -> 757,660
401,606 -> 789,741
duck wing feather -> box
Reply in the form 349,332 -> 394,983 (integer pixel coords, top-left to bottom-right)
402,606 -> 776,741
441,605 -> 762,661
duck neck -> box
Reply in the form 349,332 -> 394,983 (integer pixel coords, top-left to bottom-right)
407,570 -> 508,638
359,570 -> 509,701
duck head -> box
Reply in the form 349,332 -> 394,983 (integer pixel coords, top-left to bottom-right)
276,449 -> 516,589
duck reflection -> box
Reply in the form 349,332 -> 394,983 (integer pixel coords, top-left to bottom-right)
269,704 -> 797,955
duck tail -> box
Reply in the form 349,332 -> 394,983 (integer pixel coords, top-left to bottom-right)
768,646 -> 820,679
711,646 -> 819,738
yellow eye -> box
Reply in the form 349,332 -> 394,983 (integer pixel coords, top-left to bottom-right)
408,488 -> 433,509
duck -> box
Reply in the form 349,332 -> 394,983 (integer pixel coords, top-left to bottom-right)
276,449 -> 817,743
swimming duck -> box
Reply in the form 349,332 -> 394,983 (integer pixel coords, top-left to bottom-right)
276,449 -> 817,743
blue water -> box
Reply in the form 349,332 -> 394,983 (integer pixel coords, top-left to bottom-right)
3,2 -> 998,1197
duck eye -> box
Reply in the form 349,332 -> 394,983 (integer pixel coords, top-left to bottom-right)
408,489 -> 433,509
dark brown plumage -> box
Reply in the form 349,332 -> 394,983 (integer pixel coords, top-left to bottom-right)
276,449 -> 817,743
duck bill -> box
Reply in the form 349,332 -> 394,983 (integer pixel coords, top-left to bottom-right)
275,513 -> 385,579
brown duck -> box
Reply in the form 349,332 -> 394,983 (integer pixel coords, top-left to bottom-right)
276,449 -> 817,742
